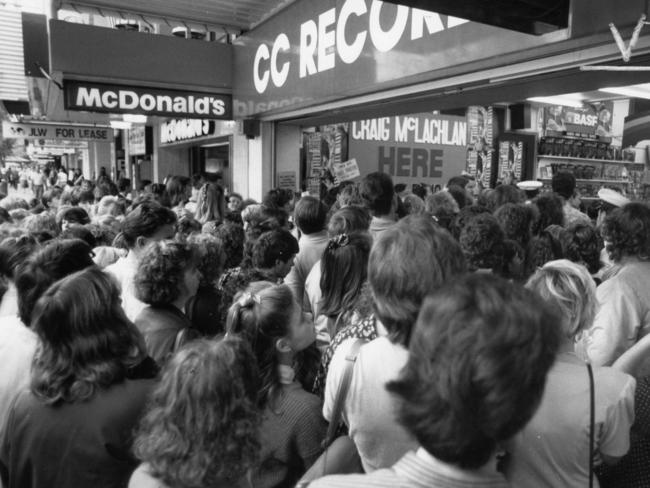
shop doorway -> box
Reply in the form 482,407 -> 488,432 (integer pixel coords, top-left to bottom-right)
193,136 -> 231,190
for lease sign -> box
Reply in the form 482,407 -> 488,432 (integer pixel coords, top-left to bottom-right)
65,81 -> 233,119
2,121 -> 114,142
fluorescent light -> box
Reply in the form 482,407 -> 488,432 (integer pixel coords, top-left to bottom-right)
527,96 -> 584,108
110,121 -> 132,130
599,83 -> 650,99
123,114 -> 147,124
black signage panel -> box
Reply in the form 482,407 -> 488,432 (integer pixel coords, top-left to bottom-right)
64,80 -> 232,119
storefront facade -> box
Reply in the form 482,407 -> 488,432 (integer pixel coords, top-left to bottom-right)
231,0 -> 650,196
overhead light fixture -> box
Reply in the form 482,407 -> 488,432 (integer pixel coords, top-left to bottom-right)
527,95 -> 584,108
599,83 -> 650,99
122,114 -> 147,124
110,120 -> 132,130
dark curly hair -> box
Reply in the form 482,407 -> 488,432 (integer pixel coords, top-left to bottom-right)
134,240 -> 200,305
562,223 -> 603,274
31,267 -> 146,404
449,205 -> 491,241
388,273 -> 560,469
133,337 -> 260,488
494,203 -> 533,248
211,221 -> 245,269
187,233 -> 225,286
532,193 -> 564,235
251,229 -> 299,270
459,213 -> 505,271
113,200 -> 176,250
601,202 -> 650,262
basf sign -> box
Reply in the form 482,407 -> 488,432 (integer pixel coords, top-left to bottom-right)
64,81 -> 233,119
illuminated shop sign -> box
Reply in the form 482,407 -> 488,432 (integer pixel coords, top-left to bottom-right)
160,119 -> 216,145
251,0 -> 468,94
64,81 -> 232,119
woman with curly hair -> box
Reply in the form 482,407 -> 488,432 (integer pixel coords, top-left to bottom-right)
134,240 -> 201,364
226,281 -> 325,488
459,212 -> 505,273
130,337 -> 260,488
0,267 -> 157,488
585,202 -> 650,366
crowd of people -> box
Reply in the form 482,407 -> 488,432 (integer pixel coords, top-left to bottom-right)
0,165 -> 648,488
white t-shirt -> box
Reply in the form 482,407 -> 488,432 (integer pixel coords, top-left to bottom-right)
323,335 -> 418,472
505,355 -> 636,488
104,252 -> 146,323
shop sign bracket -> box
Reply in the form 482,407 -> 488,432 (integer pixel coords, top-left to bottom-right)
582,14 -> 650,71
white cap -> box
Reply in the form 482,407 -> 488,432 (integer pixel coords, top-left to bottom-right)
597,188 -> 630,207
517,180 -> 543,190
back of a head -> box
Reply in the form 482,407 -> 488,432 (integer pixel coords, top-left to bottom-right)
369,215 -> 467,345
533,193 -> 565,234
447,175 -> 469,189
294,196 -> 328,234
359,172 -> 394,217
449,205 -> 491,241
30,266 -> 144,404
115,200 -> 177,249
446,185 -> 468,210
526,259 -> 596,338
320,232 -> 372,318
134,336 -> 260,488
212,221 -> 245,269
251,229 -> 299,270
388,273 -> 560,469
494,203 -> 532,247
459,213 -> 505,271
561,223 -> 602,274
601,202 -> 650,262
0,234 -> 39,281
166,175 -> 190,207
327,206 -> 370,236
492,184 -> 524,209
551,171 -> 576,200
402,194 -> 425,216
16,238 -> 95,326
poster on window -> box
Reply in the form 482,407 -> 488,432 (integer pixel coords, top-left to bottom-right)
543,102 -> 613,138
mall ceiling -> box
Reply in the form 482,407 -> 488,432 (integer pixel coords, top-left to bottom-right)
56,0 -> 570,35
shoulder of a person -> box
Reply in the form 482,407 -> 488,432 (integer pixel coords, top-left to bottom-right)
308,468 -> 400,488
129,464 -> 168,488
593,366 -> 636,399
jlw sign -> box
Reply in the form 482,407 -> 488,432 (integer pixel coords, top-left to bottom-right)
2,121 -> 114,142
64,81 -> 233,119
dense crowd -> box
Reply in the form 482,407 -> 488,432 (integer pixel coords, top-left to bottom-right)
0,166 -> 649,488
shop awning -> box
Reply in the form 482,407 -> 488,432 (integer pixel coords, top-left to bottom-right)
384,0 -> 570,35
56,0 -> 296,33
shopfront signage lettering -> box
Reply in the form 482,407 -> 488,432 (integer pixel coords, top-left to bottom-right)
2,121 -> 113,142
65,81 -> 233,119
252,0 -> 468,94
160,119 -> 216,144
351,116 -> 466,145
348,112 -> 466,185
